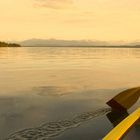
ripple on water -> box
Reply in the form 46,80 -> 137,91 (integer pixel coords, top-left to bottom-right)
6,108 -> 111,140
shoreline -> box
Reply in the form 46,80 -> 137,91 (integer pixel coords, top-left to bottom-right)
15,46 -> 140,48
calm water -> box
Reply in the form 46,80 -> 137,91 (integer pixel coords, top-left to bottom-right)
0,47 -> 140,139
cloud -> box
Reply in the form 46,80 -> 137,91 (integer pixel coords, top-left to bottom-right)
34,0 -> 74,9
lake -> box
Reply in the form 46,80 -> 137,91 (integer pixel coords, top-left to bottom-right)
0,47 -> 140,139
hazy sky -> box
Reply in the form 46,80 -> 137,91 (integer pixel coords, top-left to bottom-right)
0,0 -> 140,41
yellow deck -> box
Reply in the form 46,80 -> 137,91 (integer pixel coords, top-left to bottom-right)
103,108 -> 140,140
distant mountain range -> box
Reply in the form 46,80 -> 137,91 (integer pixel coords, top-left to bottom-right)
20,39 -> 110,47
18,39 -> 140,47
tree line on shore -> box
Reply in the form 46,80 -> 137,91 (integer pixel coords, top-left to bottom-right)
0,41 -> 21,47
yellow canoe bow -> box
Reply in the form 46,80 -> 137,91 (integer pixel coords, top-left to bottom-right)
103,108 -> 140,140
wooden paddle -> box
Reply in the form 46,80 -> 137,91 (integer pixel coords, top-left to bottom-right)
107,87 -> 140,111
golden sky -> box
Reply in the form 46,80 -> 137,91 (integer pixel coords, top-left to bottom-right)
0,0 -> 140,41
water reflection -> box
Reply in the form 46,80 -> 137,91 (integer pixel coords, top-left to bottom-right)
0,47 -> 140,139
106,110 -> 129,127
6,87 -> 140,140
1,47 -> 140,71
0,47 -> 140,62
